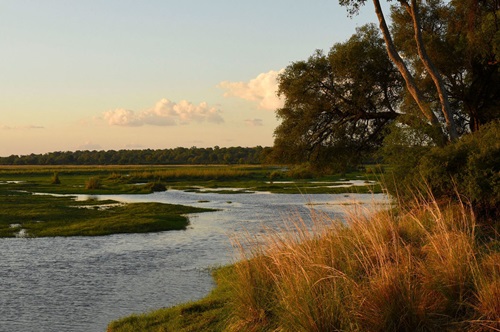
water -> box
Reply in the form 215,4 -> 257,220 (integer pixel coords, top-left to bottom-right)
0,190 -> 388,332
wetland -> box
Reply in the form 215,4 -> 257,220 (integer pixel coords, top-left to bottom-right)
0,165 -> 387,331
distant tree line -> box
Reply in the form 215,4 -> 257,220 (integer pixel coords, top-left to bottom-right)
0,146 -> 272,165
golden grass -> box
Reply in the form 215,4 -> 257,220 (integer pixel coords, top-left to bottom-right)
228,198 -> 500,331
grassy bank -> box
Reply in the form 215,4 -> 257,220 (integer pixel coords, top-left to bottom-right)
107,266 -> 234,332
108,198 -> 499,331
0,189 -> 213,237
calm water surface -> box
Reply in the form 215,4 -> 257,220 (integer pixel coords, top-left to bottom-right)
0,190 -> 388,332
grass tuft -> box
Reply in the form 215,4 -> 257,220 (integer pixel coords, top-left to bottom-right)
85,177 -> 101,190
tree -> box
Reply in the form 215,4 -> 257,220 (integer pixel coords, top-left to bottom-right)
272,25 -> 402,171
390,0 -> 500,133
340,0 -> 465,143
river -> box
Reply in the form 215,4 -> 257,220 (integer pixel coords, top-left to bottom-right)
0,189 -> 388,332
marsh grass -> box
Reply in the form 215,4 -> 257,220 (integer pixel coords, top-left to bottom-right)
228,198 -> 499,331
0,191 -> 213,237
0,165 -> 382,195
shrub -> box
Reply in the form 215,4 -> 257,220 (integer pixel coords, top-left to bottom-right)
145,181 -> 167,192
51,172 -> 61,184
268,170 -> 284,183
286,164 -> 315,179
85,177 -> 101,190
383,121 -> 500,224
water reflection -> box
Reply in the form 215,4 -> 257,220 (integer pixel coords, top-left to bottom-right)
0,191 -> 388,332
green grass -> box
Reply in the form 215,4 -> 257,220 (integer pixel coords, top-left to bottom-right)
107,266 -> 233,332
0,164 -> 382,237
0,189 -> 213,237
0,165 -> 383,195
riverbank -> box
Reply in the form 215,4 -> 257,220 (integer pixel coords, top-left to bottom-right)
107,266 -> 234,331
108,199 -> 500,331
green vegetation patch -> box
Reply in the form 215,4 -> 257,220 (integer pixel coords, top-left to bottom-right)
0,165 -> 383,196
0,190 -> 213,237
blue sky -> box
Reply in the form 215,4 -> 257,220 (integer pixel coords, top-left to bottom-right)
0,0 -> 380,156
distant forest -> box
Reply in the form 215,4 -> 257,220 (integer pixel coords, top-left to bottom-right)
0,146 -> 272,165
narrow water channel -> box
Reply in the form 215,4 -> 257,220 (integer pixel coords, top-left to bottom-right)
0,190 -> 388,332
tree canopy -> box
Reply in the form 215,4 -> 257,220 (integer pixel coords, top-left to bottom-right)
272,25 -> 402,171
272,0 -> 499,171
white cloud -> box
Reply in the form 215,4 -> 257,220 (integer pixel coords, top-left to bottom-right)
103,98 -> 224,127
103,109 -> 143,127
244,118 -> 263,127
218,69 -> 285,111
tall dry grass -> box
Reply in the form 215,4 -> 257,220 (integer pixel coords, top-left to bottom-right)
227,198 -> 499,331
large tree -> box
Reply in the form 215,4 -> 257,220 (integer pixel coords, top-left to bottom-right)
272,25 -> 402,171
390,0 -> 500,133
340,0 -> 499,142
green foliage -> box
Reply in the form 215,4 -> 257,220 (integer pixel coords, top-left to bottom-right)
390,0 -> 500,132
364,164 -> 384,174
271,24 -> 401,172
384,121 -> 500,222
419,122 -> 500,220
275,0 -> 499,173
268,170 -> 284,183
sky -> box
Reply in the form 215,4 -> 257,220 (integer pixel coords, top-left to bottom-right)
0,0 -> 380,157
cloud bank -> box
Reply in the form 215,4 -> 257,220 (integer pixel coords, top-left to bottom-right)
218,69 -> 285,111
103,98 -> 224,127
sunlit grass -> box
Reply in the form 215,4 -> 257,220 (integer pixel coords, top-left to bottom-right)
110,196 -> 500,331
227,198 -> 499,331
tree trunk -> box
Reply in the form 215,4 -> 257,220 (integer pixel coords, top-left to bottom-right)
402,0 -> 459,141
371,0 -> 446,144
